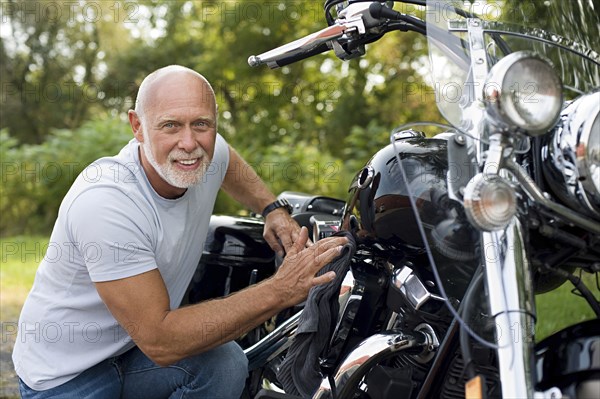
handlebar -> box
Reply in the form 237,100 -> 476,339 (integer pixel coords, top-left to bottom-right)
247,24 -> 348,69
248,2 -> 404,69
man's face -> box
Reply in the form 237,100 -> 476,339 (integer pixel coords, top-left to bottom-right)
131,72 -> 218,197
140,124 -> 210,190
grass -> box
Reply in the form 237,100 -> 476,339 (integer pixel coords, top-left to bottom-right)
535,271 -> 597,340
0,236 -> 47,321
0,235 -> 48,398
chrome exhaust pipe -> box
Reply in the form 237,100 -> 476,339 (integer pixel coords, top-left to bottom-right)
313,331 -> 431,398
244,310 -> 301,371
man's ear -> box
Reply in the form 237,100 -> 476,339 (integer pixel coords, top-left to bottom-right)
128,110 -> 144,142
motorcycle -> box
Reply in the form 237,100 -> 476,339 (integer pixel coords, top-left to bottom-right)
184,1 -> 600,398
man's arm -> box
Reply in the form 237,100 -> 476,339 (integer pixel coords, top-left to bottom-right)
221,146 -> 302,256
95,228 -> 346,366
220,146 -> 276,214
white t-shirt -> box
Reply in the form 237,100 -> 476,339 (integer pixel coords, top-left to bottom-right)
13,134 -> 230,391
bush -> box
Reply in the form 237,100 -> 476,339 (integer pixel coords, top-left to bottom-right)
0,119 -> 132,236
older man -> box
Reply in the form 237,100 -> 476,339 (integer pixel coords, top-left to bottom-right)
14,65 -> 346,398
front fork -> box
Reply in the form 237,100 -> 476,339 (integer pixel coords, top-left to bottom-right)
483,219 -> 537,397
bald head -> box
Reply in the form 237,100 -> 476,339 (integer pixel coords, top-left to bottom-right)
128,65 -> 219,198
134,65 -> 216,122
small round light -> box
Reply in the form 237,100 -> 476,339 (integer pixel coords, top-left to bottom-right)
463,173 -> 517,231
484,51 -> 563,136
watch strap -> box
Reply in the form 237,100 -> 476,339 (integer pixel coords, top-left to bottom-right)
261,198 -> 293,218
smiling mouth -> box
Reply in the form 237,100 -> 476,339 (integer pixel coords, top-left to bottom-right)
174,158 -> 201,168
177,158 -> 198,165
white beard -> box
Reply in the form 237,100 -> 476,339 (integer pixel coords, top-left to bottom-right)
141,129 -> 210,189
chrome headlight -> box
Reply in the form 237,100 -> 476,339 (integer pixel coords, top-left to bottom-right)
543,91 -> 600,217
484,51 -> 563,136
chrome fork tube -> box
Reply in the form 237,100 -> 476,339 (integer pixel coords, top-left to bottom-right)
483,218 -> 536,398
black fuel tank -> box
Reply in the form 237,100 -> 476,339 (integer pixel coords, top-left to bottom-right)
343,134 -> 449,251
342,133 -> 480,296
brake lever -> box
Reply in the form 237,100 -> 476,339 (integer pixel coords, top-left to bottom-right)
247,2 -> 406,68
248,23 -> 349,68
248,4 -> 372,68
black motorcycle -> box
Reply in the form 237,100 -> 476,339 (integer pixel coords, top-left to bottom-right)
184,1 -> 600,398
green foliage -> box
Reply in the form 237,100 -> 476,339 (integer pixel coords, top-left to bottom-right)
0,119 -> 131,236
0,0 -> 478,234
215,135 -> 350,216
97,1 -> 442,159
0,0 -> 125,143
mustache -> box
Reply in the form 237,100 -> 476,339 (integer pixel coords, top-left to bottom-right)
168,148 -> 208,161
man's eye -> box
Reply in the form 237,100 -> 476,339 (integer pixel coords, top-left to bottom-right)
164,123 -> 175,128
194,121 -> 208,127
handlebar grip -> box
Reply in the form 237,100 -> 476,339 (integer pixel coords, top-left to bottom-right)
249,43 -> 331,69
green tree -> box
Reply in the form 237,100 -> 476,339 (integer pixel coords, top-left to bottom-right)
98,1 -> 441,186
0,0 -> 133,143
1,0 -> 448,233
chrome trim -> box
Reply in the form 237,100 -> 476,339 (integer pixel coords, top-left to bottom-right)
391,129 -> 425,141
483,218 -> 536,398
310,215 -> 342,242
386,311 -> 400,330
413,323 -> 440,363
356,166 -> 374,189
534,387 -> 564,399
505,157 -> 600,234
467,19 -> 489,106
466,18 -> 489,161
313,331 -> 430,399
576,94 -> 600,206
247,24 -> 347,68
547,91 -> 600,216
244,311 -> 301,371
323,269 -> 363,368
247,5 -> 367,68
392,266 -> 445,311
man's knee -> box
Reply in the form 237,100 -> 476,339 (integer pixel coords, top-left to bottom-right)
214,341 -> 249,382
181,341 -> 248,394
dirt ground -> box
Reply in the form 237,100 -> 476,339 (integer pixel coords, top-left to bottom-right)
0,334 -> 19,398
0,300 -> 22,399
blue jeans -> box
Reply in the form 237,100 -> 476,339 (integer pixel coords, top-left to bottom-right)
18,342 -> 248,398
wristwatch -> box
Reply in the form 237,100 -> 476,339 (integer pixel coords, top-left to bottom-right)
261,198 -> 293,218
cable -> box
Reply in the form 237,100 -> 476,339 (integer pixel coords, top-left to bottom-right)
459,269 -> 484,380
391,130 -> 501,350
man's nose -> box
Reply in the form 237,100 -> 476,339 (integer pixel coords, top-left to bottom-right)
178,126 -> 197,152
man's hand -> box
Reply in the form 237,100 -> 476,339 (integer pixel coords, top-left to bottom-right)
269,226 -> 348,308
263,208 -> 309,257
221,146 -> 312,256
